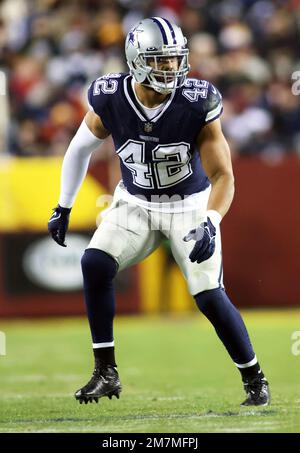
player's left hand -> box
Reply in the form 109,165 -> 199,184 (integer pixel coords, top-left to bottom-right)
183,217 -> 216,264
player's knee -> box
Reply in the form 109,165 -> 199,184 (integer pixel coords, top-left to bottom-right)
194,287 -> 224,312
81,248 -> 118,283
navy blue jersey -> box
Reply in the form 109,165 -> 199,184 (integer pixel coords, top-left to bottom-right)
87,73 -> 223,201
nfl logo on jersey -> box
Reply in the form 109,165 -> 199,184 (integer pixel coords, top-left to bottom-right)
144,122 -> 153,133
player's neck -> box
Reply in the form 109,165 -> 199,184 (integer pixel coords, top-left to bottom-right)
134,82 -> 170,108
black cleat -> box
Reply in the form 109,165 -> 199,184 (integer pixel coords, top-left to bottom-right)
241,376 -> 270,406
75,361 -> 122,404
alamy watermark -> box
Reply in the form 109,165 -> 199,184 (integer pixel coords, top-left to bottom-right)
0,331 -> 6,356
95,193 -> 207,236
291,71 -> 300,95
291,331 -> 300,356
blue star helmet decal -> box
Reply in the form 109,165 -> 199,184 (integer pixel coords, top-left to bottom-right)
128,31 -> 135,45
127,26 -> 144,49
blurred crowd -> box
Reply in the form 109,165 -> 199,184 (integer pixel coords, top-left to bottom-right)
1,0 -> 300,159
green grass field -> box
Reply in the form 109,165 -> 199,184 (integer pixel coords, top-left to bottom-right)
0,310 -> 299,433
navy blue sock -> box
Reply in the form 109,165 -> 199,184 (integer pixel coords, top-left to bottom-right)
194,287 -> 256,366
81,248 -> 118,366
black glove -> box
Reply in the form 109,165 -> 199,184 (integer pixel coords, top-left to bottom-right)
183,217 -> 216,264
48,204 -> 71,247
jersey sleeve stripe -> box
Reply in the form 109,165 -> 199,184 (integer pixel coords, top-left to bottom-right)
87,99 -> 94,112
205,102 -> 223,122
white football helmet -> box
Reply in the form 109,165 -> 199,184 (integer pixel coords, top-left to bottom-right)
125,17 -> 189,95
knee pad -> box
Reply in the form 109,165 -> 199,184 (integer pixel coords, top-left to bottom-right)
81,248 -> 118,283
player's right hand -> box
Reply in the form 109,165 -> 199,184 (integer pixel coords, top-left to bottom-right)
48,205 -> 71,247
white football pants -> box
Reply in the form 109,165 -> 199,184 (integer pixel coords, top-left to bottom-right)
87,193 -> 223,295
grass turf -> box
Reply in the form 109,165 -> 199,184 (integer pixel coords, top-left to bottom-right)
0,310 -> 299,433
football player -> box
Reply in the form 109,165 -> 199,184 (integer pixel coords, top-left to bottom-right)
48,17 -> 270,406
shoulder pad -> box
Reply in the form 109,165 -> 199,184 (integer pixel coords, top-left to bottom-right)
87,73 -> 125,131
87,73 -> 124,113
181,79 -> 223,124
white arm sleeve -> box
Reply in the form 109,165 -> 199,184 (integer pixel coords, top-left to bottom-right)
58,119 -> 104,208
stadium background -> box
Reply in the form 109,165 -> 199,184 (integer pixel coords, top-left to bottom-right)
0,0 -> 300,316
